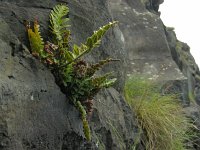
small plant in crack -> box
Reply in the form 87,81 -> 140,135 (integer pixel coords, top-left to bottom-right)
26,4 -> 118,141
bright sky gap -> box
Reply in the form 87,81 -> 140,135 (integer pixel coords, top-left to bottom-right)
160,0 -> 200,67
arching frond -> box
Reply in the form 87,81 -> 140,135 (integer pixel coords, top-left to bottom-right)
49,4 -> 70,46
85,21 -> 118,52
92,73 -> 117,89
87,58 -> 120,76
60,21 -> 118,66
75,21 -> 118,60
76,101 -> 91,141
27,20 -> 45,57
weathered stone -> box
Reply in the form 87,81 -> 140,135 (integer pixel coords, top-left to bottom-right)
165,19 -> 200,150
108,0 -> 185,82
165,27 -> 200,103
67,0 -> 139,148
0,0 -> 139,149
1,0 -> 200,149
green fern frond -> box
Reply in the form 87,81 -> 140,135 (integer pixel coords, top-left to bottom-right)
62,21 -> 118,66
85,21 -> 118,52
27,20 -> 45,57
49,4 -> 70,46
26,4 -> 118,142
92,73 -> 116,88
76,101 -> 91,141
87,58 -> 120,76
82,118 -> 91,141
73,44 -> 80,56
70,44 -> 88,62
101,78 -> 117,88
77,21 -> 118,59
64,50 -> 75,62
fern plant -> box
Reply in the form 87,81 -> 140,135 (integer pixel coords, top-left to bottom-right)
49,4 -> 70,47
26,4 -> 118,141
27,20 -> 45,58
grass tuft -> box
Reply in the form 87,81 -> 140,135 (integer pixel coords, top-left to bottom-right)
124,76 -> 196,150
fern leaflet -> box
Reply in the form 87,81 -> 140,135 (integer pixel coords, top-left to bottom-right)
27,20 -> 45,57
75,21 -> 118,61
49,4 -> 70,46
60,21 -> 118,67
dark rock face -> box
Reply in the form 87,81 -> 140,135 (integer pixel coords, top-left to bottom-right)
68,0 -> 127,91
108,0 -> 184,82
142,0 -> 164,14
0,16 -> 92,149
165,27 -> 200,104
0,0 -> 200,149
0,0 -> 138,149
165,27 -> 200,149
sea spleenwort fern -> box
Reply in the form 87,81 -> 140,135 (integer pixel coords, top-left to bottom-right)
27,20 -> 45,58
76,101 -> 91,141
26,4 -> 118,141
71,21 -> 118,63
49,4 -> 70,46
61,21 -> 118,67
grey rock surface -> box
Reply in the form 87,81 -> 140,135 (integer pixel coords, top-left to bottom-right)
0,0 -> 138,149
108,0 -> 185,82
165,27 -> 200,149
165,27 -> 200,104
0,0 -> 200,149
0,14 -> 92,149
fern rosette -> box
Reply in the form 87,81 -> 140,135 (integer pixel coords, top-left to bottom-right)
26,4 -> 118,141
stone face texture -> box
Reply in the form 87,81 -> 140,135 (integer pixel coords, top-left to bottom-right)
108,0 -> 185,82
165,27 -> 200,149
0,0 -> 200,149
0,0 -> 138,149
165,27 -> 200,104
67,1 -> 139,149
68,0 -> 127,91
0,14 -> 90,149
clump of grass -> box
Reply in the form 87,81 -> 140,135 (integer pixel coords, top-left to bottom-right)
124,76 -> 195,150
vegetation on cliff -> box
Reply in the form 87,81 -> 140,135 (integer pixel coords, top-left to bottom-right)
26,4 -> 118,141
124,77 -> 195,150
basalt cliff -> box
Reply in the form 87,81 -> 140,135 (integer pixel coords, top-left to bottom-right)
0,0 -> 200,149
